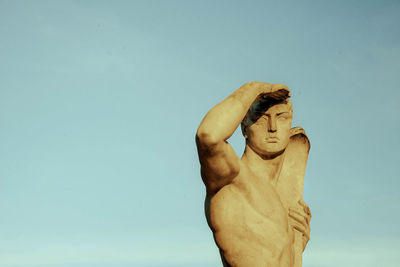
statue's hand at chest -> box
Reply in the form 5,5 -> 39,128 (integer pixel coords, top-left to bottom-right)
288,199 -> 311,251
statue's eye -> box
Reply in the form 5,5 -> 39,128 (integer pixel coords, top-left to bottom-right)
254,118 -> 265,124
278,116 -> 287,120
277,112 -> 291,120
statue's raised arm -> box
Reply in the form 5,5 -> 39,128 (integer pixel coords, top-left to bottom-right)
196,82 -> 290,193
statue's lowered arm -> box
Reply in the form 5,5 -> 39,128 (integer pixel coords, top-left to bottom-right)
276,127 -> 311,267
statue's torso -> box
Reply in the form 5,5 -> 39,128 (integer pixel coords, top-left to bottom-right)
205,161 -> 294,267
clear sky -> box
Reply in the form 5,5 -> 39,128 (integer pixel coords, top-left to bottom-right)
0,1 -> 399,266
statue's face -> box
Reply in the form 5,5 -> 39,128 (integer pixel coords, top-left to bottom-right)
245,102 -> 292,157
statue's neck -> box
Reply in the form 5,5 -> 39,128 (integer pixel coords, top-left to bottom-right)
242,145 -> 286,185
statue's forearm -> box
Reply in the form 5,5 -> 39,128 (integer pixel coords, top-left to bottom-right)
197,83 -> 261,145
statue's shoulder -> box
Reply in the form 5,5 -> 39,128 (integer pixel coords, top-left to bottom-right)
290,126 -> 308,138
289,127 -> 310,150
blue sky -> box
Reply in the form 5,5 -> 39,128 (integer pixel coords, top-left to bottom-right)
0,1 -> 399,266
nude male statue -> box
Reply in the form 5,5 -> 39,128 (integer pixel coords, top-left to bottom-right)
196,82 -> 311,267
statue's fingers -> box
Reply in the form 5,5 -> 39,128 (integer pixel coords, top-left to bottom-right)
292,220 -> 310,242
275,89 -> 289,98
298,199 -> 308,209
272,83 -> 290,93
298,199 -> 311,216
304,207 -> 311,223
292,205 -> 311,251
292,223 -> 309,241
264,93 -> 279,99
289,209 -> 309,226
275,89 -> 286,95
289,207 -> 307,217
266,90 -> 284,98
290,208 -> 311,225
269,91 -> 288,101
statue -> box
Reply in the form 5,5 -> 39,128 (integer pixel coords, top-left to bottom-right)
196,82 -> 311,267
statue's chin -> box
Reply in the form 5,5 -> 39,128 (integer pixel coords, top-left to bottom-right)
249,145 -> 286,159
245,141 -> 289,159
259,149 -> 285,159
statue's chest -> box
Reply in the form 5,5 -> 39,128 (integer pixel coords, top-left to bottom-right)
208,173 -> 289,232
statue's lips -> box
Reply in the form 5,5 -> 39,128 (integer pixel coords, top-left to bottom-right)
266,138 -> 279,143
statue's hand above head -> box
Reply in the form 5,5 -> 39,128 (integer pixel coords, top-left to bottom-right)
258,83 -> 291,101
289,199 -> 311,251
242,82 -> 290,101
268,83 -> 291,100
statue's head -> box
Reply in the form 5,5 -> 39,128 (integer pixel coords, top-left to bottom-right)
241,98 -> 293,158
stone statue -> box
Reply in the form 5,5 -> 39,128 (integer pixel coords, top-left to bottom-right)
196,82 -> 311,267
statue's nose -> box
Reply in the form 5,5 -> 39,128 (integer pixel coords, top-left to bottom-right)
268,117 -> 277,132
